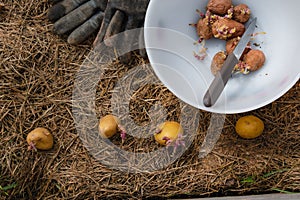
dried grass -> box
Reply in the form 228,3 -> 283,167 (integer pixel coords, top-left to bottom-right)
0,0 -> 299,199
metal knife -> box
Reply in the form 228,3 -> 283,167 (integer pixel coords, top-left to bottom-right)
203,17 -> 257,107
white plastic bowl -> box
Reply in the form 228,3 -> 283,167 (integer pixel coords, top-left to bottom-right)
144,0 -> 300,114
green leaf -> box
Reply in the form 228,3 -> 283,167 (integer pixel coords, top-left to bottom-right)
263,169 -> 289,178
241,176 -> 255,183
0,182 -> 17,191
271,188 -> 297,194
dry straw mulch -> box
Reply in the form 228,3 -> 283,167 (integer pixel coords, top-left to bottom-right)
0,1 -> 299,199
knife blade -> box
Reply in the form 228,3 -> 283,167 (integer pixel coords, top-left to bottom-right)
203,17 -> 257,107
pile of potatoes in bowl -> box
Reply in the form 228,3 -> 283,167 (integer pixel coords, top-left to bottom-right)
194,0 -> 266,75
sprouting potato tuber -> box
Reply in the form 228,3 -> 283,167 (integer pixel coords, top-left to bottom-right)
226,37 -> 240,54
212,18 -> 245,40
211,51 -> 227,76
207,0 -> 232,15
197,17 -> 213,40
154,121 -> 183,145
243,49 -> 266,71
98,114 -> 126,140
98,114 -> 119,138
233,4 -> 251,23
226,37 -> 251,59
27,127 -> 54,151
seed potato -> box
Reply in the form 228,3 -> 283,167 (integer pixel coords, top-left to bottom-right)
98,114 -> 120,138
27,127 -> 54,151
207,0 -> 232,15
211,51 -> 227,75
197,17 -> 213,40
243,49 -> 266,71
233,4 -> 251,23
154,121 -> 183,145
235,115 -> 264,139
212,18 -> 245,40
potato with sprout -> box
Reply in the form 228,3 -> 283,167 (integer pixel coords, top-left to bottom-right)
212,18 -> 245,40
211,51 -> 227,76
197,17 -> 213,40
154,121 -> 183,146
233,4 -> 251,23
27,127 -> 54,151
243,49 -> 266,72
226,37 -> 240,54
233,50 -> 266,74
98,114 -> 126,141
226,37 -> 251,58
207,0 -> 232,15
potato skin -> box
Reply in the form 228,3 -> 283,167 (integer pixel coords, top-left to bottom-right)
211,51 -> 227,75
233,4 -> 251,23
27,127 -> 54,150
212,18 -> 245,40
197,18 -> 213,40
207,0 -> 232,15
154,121 -> 183,145
226,37 -> 240,54
243,49 -> 266,71
98,114 -> 119,138
225,37 -> 251,60
235,115 -> 264,139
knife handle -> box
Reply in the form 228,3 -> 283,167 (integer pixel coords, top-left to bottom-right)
203,53 -> 239,107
